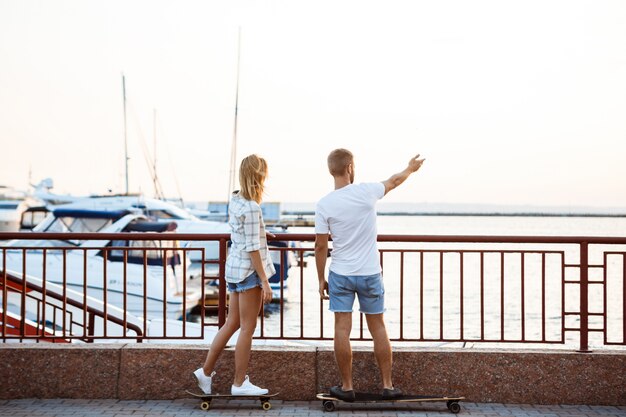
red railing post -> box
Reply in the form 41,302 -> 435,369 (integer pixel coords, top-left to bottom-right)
87,312 -> 95,343
218,238 -> 228,328
579,242 -> 590,352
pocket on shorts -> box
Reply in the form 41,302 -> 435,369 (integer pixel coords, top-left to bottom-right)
329,272 -> 353,296
364,274 -> 384,298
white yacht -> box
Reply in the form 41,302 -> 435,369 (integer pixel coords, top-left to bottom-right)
47,195 -> 293,298
0,268 -> 232,344
1,207 -> 202,320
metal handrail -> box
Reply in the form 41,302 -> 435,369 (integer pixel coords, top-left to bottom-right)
2,232 -> 625,350
0,269 -> 143,342
3,231 -> 626,244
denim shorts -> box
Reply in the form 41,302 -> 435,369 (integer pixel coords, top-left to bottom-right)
227,271 -> 263,293
328,270 -> 385,314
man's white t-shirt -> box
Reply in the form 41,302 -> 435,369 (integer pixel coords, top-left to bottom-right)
315,182 -> 385,276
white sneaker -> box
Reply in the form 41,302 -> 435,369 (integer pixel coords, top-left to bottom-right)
193,368 -> 215,394
231,375 -> 268,395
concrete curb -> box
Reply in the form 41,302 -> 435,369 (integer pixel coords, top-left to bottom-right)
1,345 -> 624,405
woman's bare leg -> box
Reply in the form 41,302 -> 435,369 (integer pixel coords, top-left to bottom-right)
202,292 -> 241,374
233,286 -> 263,386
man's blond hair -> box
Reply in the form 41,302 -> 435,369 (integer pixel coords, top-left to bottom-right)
239,154 -> 268,204
327,148 -> 353,177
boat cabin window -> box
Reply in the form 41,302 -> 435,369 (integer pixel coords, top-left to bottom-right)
45,216 -> 114,234
20,209 -> 49,231
145,209 -> 177,219
41,216 -> 115,246
131,204 -> 196,221
104,220 -> 181,266
106,239 -> 181,266
0,202 -> 20,210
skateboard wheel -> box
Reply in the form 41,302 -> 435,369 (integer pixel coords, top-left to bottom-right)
262,401 -> 272,411
200,400 -> 211,411
447,401 -> 461,414
323,400 -> 336,412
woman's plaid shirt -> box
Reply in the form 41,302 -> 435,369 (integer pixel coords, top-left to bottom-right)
225,192 -> 276,283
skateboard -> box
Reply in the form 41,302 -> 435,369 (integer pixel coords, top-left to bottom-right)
186,390 -> 279,411
316,392 -> 465,413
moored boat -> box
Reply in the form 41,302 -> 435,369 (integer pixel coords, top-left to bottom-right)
0,185 -> 38,232
42,195 -> 294,299
1,207 -> 202,320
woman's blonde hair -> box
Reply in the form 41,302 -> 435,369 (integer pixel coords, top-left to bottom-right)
239,154 -> 268,204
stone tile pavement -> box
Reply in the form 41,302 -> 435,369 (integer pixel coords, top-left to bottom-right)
0,399 -> 624,417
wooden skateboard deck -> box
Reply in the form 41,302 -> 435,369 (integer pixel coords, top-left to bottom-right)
187,390 -> 279,411
317,392 -> 464,413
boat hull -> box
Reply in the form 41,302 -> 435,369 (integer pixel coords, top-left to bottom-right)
1,249 -> 200,320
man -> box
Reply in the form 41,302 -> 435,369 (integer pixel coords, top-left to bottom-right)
315,149 -> 425,401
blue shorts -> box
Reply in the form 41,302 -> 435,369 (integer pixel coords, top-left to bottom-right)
227,271 -> 262,293
328,271 -> 385,315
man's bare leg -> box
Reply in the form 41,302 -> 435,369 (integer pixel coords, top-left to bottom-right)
334,312 -> 353,390
365,313 -> 393,389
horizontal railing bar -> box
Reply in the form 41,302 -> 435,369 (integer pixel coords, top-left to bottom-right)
0,246 -> 204,250
3,232 -> 626,245
253,336 -> 566,343
379,249 -> 566,254
564,312 -> 605,316
564,328 -> 605,333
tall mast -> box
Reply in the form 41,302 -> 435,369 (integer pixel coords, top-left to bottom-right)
153,108 -> 159,198
122,74 -> 129,195
227,28 -> 241,200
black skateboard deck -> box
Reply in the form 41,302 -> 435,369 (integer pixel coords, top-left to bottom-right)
187,390 -> 279,411
317,392 -> 464,413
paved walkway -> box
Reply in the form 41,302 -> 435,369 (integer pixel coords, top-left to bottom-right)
0,399 -> 624,417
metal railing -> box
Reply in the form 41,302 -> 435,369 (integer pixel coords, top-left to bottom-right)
1,232 -> 625,351
1,268 -> 143,343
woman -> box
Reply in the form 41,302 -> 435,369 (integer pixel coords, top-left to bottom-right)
194,154 -> 275,395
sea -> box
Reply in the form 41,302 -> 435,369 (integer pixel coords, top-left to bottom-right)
258,210 -> 626,350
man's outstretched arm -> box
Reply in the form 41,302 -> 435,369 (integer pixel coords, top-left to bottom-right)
382,154 -> 425,195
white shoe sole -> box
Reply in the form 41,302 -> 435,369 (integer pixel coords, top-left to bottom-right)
231,390 -> 269,396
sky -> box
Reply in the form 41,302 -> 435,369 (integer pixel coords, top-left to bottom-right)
1,0 -> 625,208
